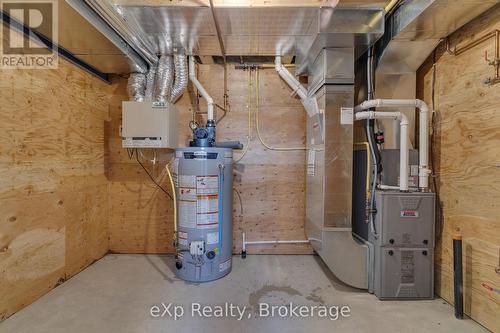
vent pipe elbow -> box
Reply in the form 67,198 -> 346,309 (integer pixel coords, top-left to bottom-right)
355,110 -> 410,192
275,56 -> 318,116
275,56 -> 307,100
189,56 -> 214,121
354,99 -> 430,191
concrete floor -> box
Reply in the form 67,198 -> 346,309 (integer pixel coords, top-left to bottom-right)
0,254 -> 487,333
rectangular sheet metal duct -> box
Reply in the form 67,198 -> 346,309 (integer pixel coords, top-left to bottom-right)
374,0 -> 499,149
80,0 -> 385,64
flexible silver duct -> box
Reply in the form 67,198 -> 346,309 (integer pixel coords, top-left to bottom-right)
154,55 -> 174,103
144,64 -> 157,101
127,73 -> 146,101
171,54 -> 188,103
127,53 -> 185,104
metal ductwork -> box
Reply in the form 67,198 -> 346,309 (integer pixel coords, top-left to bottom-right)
375,0 -> 498,148
84,0 -> 158,66
154,55 -> 175,103
377,0 -> 499,74
127,73 -> 146,102
65,0 -> 149,73
144,64 -> 157,102
127,52 -> 188,104
171,54 -> 188,103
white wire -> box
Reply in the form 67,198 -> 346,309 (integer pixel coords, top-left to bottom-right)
255,69 -> 307,151
234,70 -> 253,163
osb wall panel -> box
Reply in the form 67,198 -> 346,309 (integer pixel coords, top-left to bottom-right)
417,5 -> 500,332
0,59 -> 114,320
108,66 -> 312,255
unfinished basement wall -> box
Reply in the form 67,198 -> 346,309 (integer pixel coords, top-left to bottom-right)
417,5 -> 500,332
107,65 -> 311,255
0,58 -> 115,320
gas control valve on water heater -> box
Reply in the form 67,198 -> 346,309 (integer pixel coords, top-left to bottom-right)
172,147 -> 234,282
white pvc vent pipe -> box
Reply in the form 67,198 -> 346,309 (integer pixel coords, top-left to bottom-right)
275,56 -> 319,117
241,232 -> 310,252
355,111 -> 410,192
354,99 -> 431,190
189,56 -> 214,121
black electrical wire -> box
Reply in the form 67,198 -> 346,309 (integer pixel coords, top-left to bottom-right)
134,149 -> 173,200
430,48 -> 443,240
366,46 -> 380,237
366,47 -> 382,173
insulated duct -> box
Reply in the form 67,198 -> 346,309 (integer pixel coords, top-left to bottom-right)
144,64 -> 157,102
154,55 -> 174,103
127,73 -> 146,102
126,53 -> 187,104
171,54 -> 188,103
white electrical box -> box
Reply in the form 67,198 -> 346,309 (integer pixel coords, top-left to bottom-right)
190,241 -> 205,255
121,101 -> 178,149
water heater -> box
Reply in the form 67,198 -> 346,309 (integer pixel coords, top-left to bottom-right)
172,147 -> 233,282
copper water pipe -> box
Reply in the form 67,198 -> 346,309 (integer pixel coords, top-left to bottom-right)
446,29 -> 499,85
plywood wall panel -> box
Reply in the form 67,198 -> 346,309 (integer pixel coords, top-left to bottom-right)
108,65 -> 312,255
0,57 -> 115,320
417,5 -> 500,332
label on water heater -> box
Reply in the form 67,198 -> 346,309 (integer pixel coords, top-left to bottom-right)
219,258 -> 231,272
178,174 -> 220,230
196,175 -> 219,229
178,185 -> 197,229
179,201 -> 196,229
179,175 -> 196,188
178,231 -> 188,246
207,232 -> 219,245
